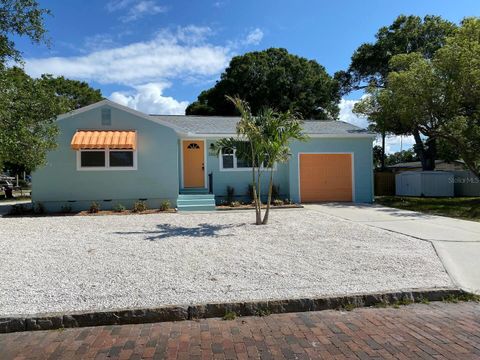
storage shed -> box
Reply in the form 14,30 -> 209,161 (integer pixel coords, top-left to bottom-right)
395,171 -> 454,197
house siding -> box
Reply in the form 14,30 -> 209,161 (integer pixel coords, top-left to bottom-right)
32,101 -> 374,212
32,104 -> 179,212
205,140 -> 290,204
288,138 -> 374,203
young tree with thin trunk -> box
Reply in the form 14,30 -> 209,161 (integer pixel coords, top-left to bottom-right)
214,97 -> 307,225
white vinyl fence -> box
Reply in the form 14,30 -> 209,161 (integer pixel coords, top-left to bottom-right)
452,171 -> 480,197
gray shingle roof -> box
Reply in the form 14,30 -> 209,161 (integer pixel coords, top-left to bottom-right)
150,115 -> 371,136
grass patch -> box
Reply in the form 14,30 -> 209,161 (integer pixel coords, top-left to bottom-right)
254,308 -> 271,317
223,311 -> 237,321
419,297 -> 430,305
343,303 -> 356,312
375,196 -> 480,221
443,293 -> 480,303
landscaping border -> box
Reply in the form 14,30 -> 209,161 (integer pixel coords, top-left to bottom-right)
0,288 -> 466,334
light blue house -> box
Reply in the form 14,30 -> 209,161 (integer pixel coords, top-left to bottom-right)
32,100 -> 374,211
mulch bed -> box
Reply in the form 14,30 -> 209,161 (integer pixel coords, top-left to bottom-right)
78,209 -> 176,216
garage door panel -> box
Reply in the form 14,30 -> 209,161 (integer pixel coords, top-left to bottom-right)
300,154 -> 353,202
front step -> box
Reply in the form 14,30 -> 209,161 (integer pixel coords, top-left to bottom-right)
177,193 -> 216,212
180,188 -> 209,194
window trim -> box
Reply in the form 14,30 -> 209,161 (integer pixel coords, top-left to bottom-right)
218,148 -> 276,172
76,148 -> 137,171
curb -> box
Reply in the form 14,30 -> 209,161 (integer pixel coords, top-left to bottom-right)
0,288 -> 464,334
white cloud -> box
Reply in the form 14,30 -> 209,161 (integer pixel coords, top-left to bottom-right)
377,135 -> 416,154
110,82 -> 188,115
107,0 -> 167,22
213,1 -> 228,8
24,24 -> 266,116
244,28 -> 264,45
339,98 -> 415,154
338,98 -> 369,129
24,26 -> 229,85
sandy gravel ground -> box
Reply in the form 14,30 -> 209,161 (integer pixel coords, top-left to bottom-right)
0,209 -> 453,316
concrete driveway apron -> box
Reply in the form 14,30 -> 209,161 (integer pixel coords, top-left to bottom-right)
306,203 -> 480,294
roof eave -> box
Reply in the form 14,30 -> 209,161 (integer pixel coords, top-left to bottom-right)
180,133 -> 376,139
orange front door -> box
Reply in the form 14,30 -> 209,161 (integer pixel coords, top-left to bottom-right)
183,140 -> 205,188
299,154 -> 353,202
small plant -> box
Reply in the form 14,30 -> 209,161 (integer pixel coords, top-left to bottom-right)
272,199 -> 284,206
255,308 -> 271,317
443,293 -> 480,303
419,297 -> 430,304
160,200 -> 171,211
61,204 -> 72,213
113,203 -> 126,212
397,297 -> 414,306
343,303 -> 356,312
284,198 -> 293,205
226,186 -> 235,204
223,311 -> 236,320
271,184 -> 280,200
133,201 -> 148,213
374,301 -> 388,308
34,202 -> 45,214
89,201 -> 100,214
230,201 -> 241,207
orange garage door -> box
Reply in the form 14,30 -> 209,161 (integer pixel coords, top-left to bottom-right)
299,154 -> 353,202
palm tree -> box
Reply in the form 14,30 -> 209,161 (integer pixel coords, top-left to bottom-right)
214,97 -> 307,225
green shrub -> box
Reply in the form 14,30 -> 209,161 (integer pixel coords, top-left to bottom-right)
113,203 -> 126,212
223,311 -> 236,320
61,204 -> 72,213
89,202 -> 100,213
230,201 -> 241,207
34,202 -> 45,214
160,200 -> 171,211
226,186 -> 235,203
272,199 -> 284,206
133,201 -> 148,213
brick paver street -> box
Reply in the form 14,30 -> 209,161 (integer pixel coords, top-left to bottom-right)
1,302 -> 479,359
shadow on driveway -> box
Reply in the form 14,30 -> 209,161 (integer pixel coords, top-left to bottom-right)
114,223 -> 241,241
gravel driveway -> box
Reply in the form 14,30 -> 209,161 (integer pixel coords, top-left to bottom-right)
0,209 -> 453,316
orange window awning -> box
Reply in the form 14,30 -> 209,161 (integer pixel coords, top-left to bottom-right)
71,131 -> 136,150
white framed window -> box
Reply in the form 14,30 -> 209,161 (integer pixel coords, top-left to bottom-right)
219,148 -> 275,171
77,149 -> 137,171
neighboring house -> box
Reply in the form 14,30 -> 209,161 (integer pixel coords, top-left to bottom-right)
387,160 -> 466,174
32,100 -> 375,211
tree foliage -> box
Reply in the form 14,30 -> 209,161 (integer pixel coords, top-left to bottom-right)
355,17 -> 480,176
40,75 -> 103,111
186,48 -> 340,119
214,97 -> 307,225
0,68 -> 103,171
341,15 -> 456,170
0,0 -> 50,64
385,149 -> 419,167
0,67 -> 61,170
336,15 -> 456,94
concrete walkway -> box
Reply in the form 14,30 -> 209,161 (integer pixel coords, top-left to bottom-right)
307,203 -> 480,294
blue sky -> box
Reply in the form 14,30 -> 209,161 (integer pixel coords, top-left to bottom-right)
17,0 -> 480,152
